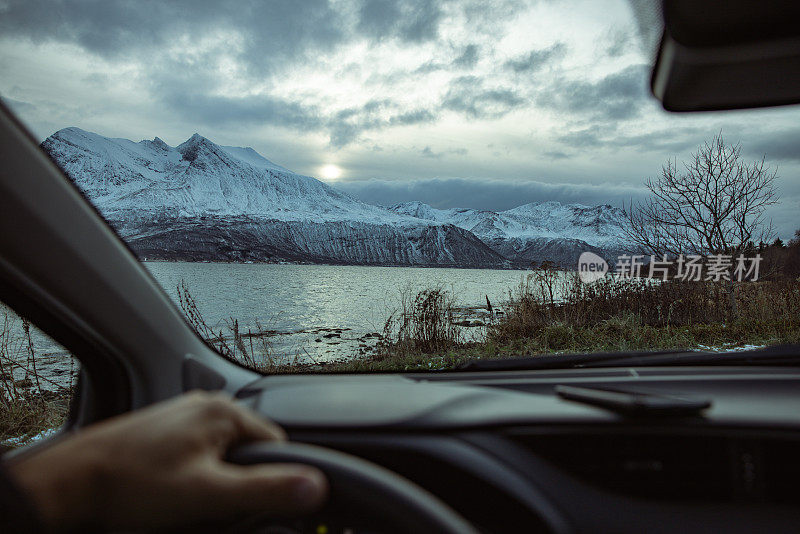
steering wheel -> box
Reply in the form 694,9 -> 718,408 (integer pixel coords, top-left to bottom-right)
226,441 -> 479,534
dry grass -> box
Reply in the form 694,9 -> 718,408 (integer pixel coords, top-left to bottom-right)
178,275 -> 800,375
303,274 -> 800,372
372,286 -> 462,359
1,307 -> 75,449
177,280 -> 304,373
491,272 -> 800,343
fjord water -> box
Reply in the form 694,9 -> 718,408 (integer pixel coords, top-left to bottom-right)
144,262 -> 532,363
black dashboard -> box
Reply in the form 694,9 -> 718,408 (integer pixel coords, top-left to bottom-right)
236,366 -> 800,533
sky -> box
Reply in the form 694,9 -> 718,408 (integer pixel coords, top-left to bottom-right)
1,0 -> 798,238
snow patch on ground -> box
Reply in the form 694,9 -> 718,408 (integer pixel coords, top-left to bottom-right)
695,343 -> 767,353
2,427 -> 58,449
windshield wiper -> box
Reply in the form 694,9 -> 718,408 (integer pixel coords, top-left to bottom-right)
455,344 -> 800,371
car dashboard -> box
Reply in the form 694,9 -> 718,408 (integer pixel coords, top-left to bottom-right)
235,366 -> 800,533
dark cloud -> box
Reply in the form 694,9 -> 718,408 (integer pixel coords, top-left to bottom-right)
407,43 -> 481,75
544,150 -> 570,160
453,44 -> 480,68
604,28 -> 633,57
336,176 -> 646,211
149,49 -> 440,147
357,0 -> 442,43
557,125 -> 706,153
557,126 -> 605,148
459,0 -> 531,31
420,146 -> 468,158
504,43 -> 566,73
0,0 -> 345,76
442,76 -> 526,119
391,108 -> 436,125
413,61 -> 444,74
538,64 -> 650,121
0,95 -> 36,115
162,92 -> 323,131
556,126 -> 607,148
0,0 -> 536,146
329,103 -> 437,147
612,129 -> 707,153
747,129 -> 800,162
420,146 -> 439,158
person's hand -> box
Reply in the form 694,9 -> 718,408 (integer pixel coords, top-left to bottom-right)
6,391 -> 328,532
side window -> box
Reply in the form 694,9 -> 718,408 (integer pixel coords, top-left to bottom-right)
1,303 -> 78,451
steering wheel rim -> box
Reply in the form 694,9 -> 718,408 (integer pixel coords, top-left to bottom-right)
226,441 -> 479,534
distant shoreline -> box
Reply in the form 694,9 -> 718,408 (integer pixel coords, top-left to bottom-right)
138,258 -> 550,271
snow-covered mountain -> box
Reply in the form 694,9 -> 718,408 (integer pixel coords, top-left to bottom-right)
42,128 -> 506,267
46,128 -> 403,223
42,127 -> 627,267
389,201 -> 627,266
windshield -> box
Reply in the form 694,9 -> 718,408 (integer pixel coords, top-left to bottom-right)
2,0 -> 798,377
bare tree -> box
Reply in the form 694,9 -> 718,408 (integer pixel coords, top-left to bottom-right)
624,133 -> 778,258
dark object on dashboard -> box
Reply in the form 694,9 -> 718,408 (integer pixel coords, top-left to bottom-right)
652,0 -> 800,111
554,384 -> 711,416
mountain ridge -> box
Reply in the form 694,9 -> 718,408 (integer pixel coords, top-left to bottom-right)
41,127 -> 627,268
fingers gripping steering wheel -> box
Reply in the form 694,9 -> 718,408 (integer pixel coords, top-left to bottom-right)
226,441 -> 479,534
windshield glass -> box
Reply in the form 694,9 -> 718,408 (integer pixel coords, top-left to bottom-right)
2,0 -> 798,376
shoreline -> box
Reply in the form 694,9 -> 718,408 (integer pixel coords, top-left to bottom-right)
139,258 -> 567,272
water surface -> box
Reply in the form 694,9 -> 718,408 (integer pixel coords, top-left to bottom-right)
7,263 -> 536,379
144,262 -> 532,363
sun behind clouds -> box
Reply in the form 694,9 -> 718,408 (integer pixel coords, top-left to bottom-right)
319,164 -> 342,181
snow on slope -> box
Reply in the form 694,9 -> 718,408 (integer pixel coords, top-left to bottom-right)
40,128 -> 507,267
389,200 -> 626,248
41,127 -> 627,267
43,127 -> 420,226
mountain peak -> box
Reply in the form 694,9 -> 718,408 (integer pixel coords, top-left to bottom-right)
50,126 -> 91,141
177,133 -> 218,162
389,201 -> 443,221
140,136 -> 170,151
39,126 -> 627,267
515,200 -> 563,210
392,200 -> 429,210
180,132 -> 214,146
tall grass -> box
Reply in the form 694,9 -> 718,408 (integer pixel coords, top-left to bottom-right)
175,273 -> 800,374
489,272 -> 800,353
1,307 -> 76,447
387,287 -> 461,353
177,281 -> 303,373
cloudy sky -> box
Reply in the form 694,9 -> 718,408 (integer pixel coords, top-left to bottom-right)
1,0 -> 798,238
